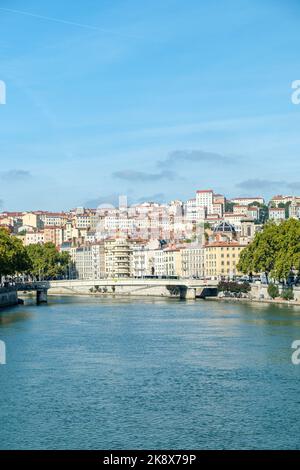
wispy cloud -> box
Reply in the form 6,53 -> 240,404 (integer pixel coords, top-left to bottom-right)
112,170 -> 177,182
237,179 -> 300,191
0,7 -> 140,39
84,193 -> 121,208
0,169 -> 32,181
287,181 -> 300,191
158,149 -> 235,168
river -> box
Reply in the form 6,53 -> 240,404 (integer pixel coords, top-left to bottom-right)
1,296 -> 300,449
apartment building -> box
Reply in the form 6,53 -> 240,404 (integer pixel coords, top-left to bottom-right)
70,244 -> 105,280
22,212 -> 43,229
24,231 -> 45,245
44,226 -> 64,247
230,197 -> 264,206
38,212 -> 68,227
104,238 -> 132,278
196,189 -> 214,215
180,245 -> 204,278
205,241 -> 244,278
153,248 -> 182,277
269,207 -> 286,221
289,200 -> 300,219
271,195 -> 300,206
130,240 -> 161,277
185,198 -> 197,221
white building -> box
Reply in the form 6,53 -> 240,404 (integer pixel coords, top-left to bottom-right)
185,198 -> 197,221
196,190 -> 214,215
70,244 -> 105,280
180,245 -> 204,278
230,197 -> 264,206
130,240 -> 162,277
289,201 -> 300,219
269,207 -> 286,221
24,231 -> 45,246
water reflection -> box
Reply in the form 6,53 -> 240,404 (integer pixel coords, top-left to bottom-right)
0,309 -> 33,327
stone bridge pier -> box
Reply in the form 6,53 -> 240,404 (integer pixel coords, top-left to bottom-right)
179,286 -> 196,300
36,288 -> 48,304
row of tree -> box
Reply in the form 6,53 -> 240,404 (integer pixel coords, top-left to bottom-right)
0,228 -> 70,281
237,219 -> 300,282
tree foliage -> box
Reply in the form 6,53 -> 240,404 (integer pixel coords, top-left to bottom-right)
0,228 -> 31,277
237,219 -> 300,281
26,243 -> 70,280
225,201 -> 235,212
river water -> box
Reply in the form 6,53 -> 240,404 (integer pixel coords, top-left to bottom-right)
1,296 -> 300,449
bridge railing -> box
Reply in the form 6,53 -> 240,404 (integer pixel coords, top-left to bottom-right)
14,282 -> 50,291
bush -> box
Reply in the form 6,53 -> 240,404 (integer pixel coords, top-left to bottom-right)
218,281 -> 251,295
267,283 -> 279,299
281,288 -> 294,301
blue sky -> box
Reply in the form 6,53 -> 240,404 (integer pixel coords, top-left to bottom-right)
0,0 -> 300,210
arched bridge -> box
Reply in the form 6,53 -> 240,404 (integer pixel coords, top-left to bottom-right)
43,278 -> 218,300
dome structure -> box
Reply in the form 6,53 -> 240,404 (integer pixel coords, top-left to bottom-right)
213,221 -> 236,233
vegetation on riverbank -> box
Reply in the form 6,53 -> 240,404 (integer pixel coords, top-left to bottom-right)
0,228 -> 70,281
218,281 -> 251,297
237,219 -> 300,283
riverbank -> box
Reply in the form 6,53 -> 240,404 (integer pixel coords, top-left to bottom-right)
48,292 -> 300,308
207,295 -> 300,307
14,287 -> 300,309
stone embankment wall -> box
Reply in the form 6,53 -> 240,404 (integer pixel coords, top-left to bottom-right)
0,289 -> 18,307
251,284 -> 300,302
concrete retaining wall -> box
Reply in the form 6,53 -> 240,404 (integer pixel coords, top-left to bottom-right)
251,284 -> 300,301
0,290 -> 18,308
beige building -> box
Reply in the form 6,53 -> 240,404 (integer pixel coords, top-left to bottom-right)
44,226 -> 64,247
104,238 -> 132,278
149,248 -> 182,277
205,240 -> 245,278
22,212 -> 42,229
39,212 -> 68,227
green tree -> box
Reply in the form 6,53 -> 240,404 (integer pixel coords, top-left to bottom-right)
0,228 -> 31,278
272,218 -> 300,281
267,283 -> 279,299
237,222 -> 278,282
237,219 -> 300,283
225,201 -> 235,212
26,243 -> 70,280
258,204 -> 269,223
